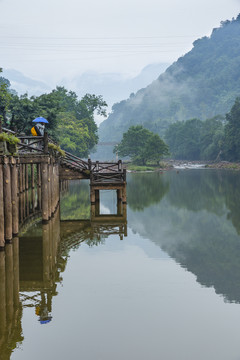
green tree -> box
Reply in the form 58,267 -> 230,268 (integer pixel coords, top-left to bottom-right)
143,133 -> 169,164
115,125 -> 169,165
224,97 -> 240,160
0,68 -> 11,125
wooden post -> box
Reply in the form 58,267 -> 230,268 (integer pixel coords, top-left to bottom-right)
118,160 -> 122,171
90,186 -> 96,204
0,164 -> 5,249
0,251 -> 6,336
5,243 -> 14,324
31,164 -> 35,213
25,164 -> 29,216
48,164 -> 51,219
95,189 -> 100,202
41,163 -> 49,222
91,204 -> 96,219
43,131 -> 48,154
3,160 -> 12,242
50,162 -> 54,216
22,164 -> 26,219
11,158 -> 19,236
95,199 -> 100,216
13,237 -> 19,307
117,189 -> 122,202
37,164 -> 41,210
117,198 -> 123,216
19,165 -> 24,224
42,223 -> 50,285
122,184 -> 127,204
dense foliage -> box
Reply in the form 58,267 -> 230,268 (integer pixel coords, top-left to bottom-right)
0,67 -> 107,157
98,15 -> 240,145
165,115 -> 225,160
115,125 -> 169,165
165,97 -> 240,161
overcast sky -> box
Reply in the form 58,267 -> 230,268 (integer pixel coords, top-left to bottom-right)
0,0 -> 240,84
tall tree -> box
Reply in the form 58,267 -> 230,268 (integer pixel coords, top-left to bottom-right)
0,68 -> 11,125
115,125 -> 169,165
224,97 -> 240,161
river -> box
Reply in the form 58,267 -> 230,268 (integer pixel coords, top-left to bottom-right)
2,169 -> 240,360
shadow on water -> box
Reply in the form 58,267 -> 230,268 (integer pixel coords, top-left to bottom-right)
127,169 -> 240,303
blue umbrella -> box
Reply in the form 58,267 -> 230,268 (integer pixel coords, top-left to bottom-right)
32,117 -> 49,124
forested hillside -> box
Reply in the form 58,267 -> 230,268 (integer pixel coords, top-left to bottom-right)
99,15 -> 240,142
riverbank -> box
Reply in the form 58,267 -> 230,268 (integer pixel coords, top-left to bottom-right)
126,160 -> 240,172
126,162 -> 173,172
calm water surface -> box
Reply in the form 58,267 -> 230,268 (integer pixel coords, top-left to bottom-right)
2,170 -> 240,360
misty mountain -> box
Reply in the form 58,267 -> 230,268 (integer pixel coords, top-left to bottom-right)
98,15 -> 240,144
2,69 -> 51,96
61,62 -> 169,110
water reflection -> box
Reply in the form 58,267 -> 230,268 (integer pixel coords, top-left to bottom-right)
2,171 -> 240,359
127,172 -> 169,211
0,239 -> 23,360
127,170 -> 240,303
0,198 -> 128,358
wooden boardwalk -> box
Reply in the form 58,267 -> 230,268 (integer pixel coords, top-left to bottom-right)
0,129 -> 127,248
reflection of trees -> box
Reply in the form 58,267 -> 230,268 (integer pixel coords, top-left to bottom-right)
128,170 -> 240,303
60,180 -> 90,220
222,172 -> 240,234
167,169 -> 240,234
127,172 -> 169,211
167,170 -> 226,215
162,223 -> 240,303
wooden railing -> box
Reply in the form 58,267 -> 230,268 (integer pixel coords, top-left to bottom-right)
2,126 -> 125,183
90,169 -> 126,184
89,160 -> 123,173
17,136 -> 45,153
61,150 -> 89,171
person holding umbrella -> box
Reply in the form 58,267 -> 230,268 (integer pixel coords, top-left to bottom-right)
31,117 -> 49,136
